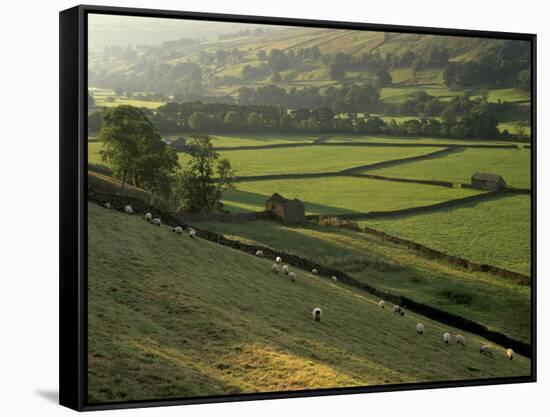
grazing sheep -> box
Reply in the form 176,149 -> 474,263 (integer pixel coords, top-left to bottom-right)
416,323 -> 425,335
456,335 -> 465,346
173,226 -> 183,234
312,307 -> 322,322
145,212 -> 153,222
443,332 -> 451,344
332,276 -> 338,282
151,218 -> 161,227
506,348 -> 514,360
189,228 -> 196,239
123,205 -> 133,214
393,305 -> 405,317
255,250 -> 263,257
275,256 -> 282,263
312,268 -> 318,275
282,265 -> 289,275
289,272 -> 296,282
103,202 -> 111,209
480,344 -> 493,357
271,264 -> 280,274
378,300 -> 385,309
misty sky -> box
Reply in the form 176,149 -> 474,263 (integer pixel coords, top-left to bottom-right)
88,14 -> 285,50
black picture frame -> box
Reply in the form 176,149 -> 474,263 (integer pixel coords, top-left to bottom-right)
60,4 -> 537,411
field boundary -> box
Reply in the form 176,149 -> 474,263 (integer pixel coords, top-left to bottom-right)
87,190 -> 532,358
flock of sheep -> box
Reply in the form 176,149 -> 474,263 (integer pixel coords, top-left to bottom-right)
105,201 -> 517,363
260,250 -> 516,362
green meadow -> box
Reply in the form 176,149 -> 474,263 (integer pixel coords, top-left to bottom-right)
88,203 -> 530,403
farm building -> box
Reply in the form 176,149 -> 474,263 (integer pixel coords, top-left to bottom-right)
471,172 -> 506,191
265,193 -> 305,225
165,137 -> 187,151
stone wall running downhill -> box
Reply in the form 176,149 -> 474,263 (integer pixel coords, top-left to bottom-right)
88,189 -> 532,359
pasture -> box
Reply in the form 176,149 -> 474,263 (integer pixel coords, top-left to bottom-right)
360,194 -> 531,276
192,217 -> 531,344
223,177 -> 482,214
325,134 -> 523,146
362,147 -> 531,189
87,203 -> 530,403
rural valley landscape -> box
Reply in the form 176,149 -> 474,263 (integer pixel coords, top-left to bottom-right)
86,14 -> 533,403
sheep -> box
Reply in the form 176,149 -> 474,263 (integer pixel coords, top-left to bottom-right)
312,268 -> 318,275
416,323 -> 425,335
173,226 -> 183,234
275,256 -> 282,263
393,305 -> 405,317
312,307 -> 322,322
123,205 -> 133,214
456,335 -> 465,346
145,212 -> 153,222
103,202 -> 111,209
480,344 -> 493,357
282,265 -> 289,275
189,228 -> 196,239
271,263 -> 280,274
289,272 -> 296,282
378,300 -> 385,309
151,218 -> 161,227
255,250 -> 263,257
443,332 -> 451,344
506,348 -> 514,360
332,276 -> 338,283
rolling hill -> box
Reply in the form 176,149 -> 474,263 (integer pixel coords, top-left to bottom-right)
87,202 -> 530,403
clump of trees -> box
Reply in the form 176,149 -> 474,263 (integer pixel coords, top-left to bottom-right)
98,105 -> 234,212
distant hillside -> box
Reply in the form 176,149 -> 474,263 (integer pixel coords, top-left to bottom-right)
88,202 -> 529,403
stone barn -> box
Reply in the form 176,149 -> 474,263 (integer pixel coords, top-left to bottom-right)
166,137 -> 187,151
471,172 -> 506,191
265,193 -> 305,225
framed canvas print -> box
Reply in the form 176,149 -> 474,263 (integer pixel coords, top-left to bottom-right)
59,4 -> 536,411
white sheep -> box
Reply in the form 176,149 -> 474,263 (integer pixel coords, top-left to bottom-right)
173,226 -> 183,234
289,272 -> 296,282
255,250 -> 263,257
393,305 -> 405,317
103,202 -> 111,209
123,205 -> 133,214
332,276 -> 338,282
312,307 -> 322,322
443,332 -> 451,344
275,256 -> 282,263
456,335 -> 465,346
189,228 -> 196,239
506,348 -> 514,360
145,212 -> 153,222
416,323 -> 425,334
312,268 -> 318,275
480,344 -> 493,357
271,263 -> 280,274
378,300 -> 385,309
151,218 -> 161,227
282,265 -> 289,275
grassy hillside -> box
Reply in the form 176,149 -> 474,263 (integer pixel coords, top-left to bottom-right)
88,202 -> 529,403
191,218 -> 531,344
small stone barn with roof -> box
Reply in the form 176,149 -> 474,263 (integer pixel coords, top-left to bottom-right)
471,172 -> 506,191
265,193 -> 305,225
166,137 -> 187,151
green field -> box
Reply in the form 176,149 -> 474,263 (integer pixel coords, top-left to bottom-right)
360,194 -> 531,276
223,177 -> 482,214
88,203 -> 530,402
380,85 -> 459,104
326,134 -> 523,146
218,145 -> 441,177
487,88 -> 530,103
192,217 -> 531,344
165,133 -> 318,148
363,147 -> 531,189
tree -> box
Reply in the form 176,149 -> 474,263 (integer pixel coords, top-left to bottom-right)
99,105 -> 179,194
114,87 -> 124,96
257,50 -> 267,60
376,69 -> 392,86
329,64 -> 345,81
173,135 -> 234,212
88,92 -> 96,108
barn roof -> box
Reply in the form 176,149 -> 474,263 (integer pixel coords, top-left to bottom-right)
471,172 -> 504,182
